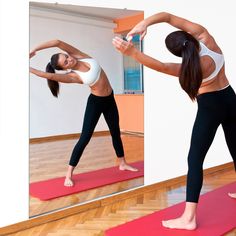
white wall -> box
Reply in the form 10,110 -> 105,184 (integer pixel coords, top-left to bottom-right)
1,0 -> 235,228
30,7 -> 123,138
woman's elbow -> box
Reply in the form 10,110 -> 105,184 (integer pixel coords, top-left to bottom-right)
160,12 -> 171,22
53,39 -> 61,46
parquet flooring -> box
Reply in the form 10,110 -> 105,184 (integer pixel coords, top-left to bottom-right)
8,163 -> 235,235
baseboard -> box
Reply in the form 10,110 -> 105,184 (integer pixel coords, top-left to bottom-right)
120,130 -> 144,137
30,131 -> 143,144
0,161 -> 234,236
30,131 -> 110,144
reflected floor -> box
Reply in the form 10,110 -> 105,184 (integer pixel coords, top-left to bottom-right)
30,133 -> 144,217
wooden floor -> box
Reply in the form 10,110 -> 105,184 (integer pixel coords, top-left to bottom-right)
30,133 -> 144,216
7,163 -> 235,235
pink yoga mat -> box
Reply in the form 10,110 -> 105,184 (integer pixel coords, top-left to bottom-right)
105,182 -> 236,236
30,161 -> 144,201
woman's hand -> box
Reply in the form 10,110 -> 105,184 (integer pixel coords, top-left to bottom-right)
29,50 -> 36,59
29,66 -> 37,74
126,21 -> 147,41
112,37 -> 137,57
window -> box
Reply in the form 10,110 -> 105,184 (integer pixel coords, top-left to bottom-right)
123,34 -> 143,94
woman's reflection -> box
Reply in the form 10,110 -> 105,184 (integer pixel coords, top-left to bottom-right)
29,39 -> 138,187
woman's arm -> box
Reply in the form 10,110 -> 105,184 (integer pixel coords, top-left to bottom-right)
127,12 -> 209,41
30,39 -> 90,58
133,50 -> 180,77
30,67 -> 82,84
112,37 -> 180,77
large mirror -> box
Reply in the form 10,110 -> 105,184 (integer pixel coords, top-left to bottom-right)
29,2 -> 144,217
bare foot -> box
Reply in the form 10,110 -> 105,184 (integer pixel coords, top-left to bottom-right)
119,163 -> 138,172
228,193 -> 236,199
162,216 -> 197,230
64,177 -> 74,187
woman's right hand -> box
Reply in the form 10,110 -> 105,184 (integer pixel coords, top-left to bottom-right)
126,21 -> 148,41
112,37 -> 138,57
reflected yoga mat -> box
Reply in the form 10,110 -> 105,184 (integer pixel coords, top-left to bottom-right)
30,161 -> 144,201
105,182 -> 236,236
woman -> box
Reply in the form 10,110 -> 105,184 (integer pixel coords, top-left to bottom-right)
112,12 -> 236,230
30,39 -> 138,187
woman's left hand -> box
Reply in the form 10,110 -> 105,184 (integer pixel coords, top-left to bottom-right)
112,37 -> 137,57
29,67 -> 36,74
126,21 -> 147,41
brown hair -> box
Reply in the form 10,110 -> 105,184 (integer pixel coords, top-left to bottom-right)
45,53 -> 61,97
165,30 -> 202,100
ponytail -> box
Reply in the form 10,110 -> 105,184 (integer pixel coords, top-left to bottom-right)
165,31 -> 202,101
45,53 -> 61,97
180,40 -> 202,100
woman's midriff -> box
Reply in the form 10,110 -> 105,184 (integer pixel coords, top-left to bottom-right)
90,70 -> 113,97
198,73 -> 229,95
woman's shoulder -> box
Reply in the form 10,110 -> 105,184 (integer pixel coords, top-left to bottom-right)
199,34 -> 222,54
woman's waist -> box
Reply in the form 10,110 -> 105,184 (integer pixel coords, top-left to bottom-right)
90,82 -> 113,97
197,84 -> 235,104
198,76 -> 229,95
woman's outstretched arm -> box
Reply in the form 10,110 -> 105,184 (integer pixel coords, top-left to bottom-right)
127,12 -> 209,41
112,36 -> 180,77
30,67 -> 82,83
30,39 -> 90,58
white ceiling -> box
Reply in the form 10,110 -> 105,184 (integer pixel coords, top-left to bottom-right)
30,2 -> 143,21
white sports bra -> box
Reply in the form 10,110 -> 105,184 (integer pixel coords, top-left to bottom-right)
72,58 -> 102,86
199,42 -> 224,83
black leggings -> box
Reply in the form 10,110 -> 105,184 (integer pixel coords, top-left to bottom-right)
186,85 -> 236,203
69,91 -> 124,167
